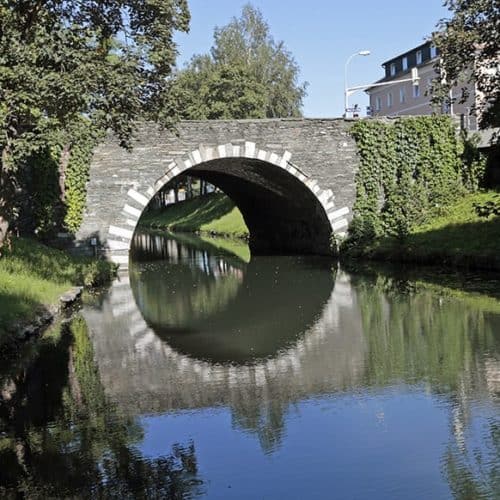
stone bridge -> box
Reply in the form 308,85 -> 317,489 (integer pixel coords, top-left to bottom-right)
78,118 -> 360,266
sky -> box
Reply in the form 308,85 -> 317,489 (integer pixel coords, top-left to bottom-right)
174,0 -> 451,118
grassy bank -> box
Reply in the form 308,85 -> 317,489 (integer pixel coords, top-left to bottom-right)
343,191 -> 500,270
139,193 -> 249,239
0,237 -> 116,344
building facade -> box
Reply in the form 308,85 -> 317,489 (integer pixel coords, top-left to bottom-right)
366,41 -> 477,129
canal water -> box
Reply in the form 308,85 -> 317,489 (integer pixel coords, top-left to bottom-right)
1,232 -> 499,498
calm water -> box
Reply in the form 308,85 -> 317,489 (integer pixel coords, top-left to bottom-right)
1,232 -> 499,499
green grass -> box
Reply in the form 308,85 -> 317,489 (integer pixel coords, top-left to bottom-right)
0,238 -> 116,343
349,190 -> 500,270
139,193 -> 249,238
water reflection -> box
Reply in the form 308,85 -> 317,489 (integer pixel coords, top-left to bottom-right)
130,240 -> 338,363
91,234 -> 499,464
2,231 -> 499,498
85,233 -> 367,452
0,316 -> 204,498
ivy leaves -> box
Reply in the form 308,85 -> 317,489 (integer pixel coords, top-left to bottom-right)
349,116 -> 485,243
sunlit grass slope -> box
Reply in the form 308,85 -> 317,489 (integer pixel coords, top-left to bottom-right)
354,191 -> 500,269
0,238 -> 115,342
139,193 -> 249,239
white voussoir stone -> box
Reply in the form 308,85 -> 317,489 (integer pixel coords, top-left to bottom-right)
109,225 -> 133,240
331,218 -> 349,231
257,149 -> 267,161
123,204 -> 141,218
175,157 -> 186,169
127,189 -> 149,206
328,206 -> 350,220
107,239 -> 130,251
191,149 -> 202,165
269,152 -> 279,165
318,191 -> 330,204
244,141 -> 256,158
203,147 -> 214,161
154,173 -> 170,190
217,144 -> 227,158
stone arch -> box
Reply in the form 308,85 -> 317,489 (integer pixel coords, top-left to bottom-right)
106,142 -> 350,267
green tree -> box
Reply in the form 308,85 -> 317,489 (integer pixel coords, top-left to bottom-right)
175,62 -> 267,120
174,3 -> 307,119
433,0 -> 500,131
0,1 -> 190,246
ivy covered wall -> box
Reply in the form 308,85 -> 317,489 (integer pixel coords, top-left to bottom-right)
348,116 -> 486,243
23,120 -> 98,239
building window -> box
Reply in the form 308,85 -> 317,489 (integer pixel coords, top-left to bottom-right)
399,87 -> 406,103
390,63 -> 396,76
430,44 -> 437,58
413,84 -> 420,98
416,50 -> 422,65
402,56 -> 408,71
375,96 -> 381,111
387,92 -> 393,107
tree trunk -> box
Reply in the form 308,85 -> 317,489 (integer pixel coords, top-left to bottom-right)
0,147 -> 12,248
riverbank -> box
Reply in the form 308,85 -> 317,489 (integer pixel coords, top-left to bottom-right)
139,192 -> 249,239
0,237 -> 116,350
342,191 -> 500,271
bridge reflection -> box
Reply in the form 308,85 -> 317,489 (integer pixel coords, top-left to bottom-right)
83,234 -> 367,447
82,234 -> 500,459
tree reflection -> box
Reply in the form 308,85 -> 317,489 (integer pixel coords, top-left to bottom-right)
443,418 -> 500,500
0,316 -> 204,498
350,269 -> 500,499
350,272 -> 500,391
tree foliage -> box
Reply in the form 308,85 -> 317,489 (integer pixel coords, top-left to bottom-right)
173,59 -> 267,120
173,4 -> 307,119
0,0 -> 190,242
433,0 -> 500,130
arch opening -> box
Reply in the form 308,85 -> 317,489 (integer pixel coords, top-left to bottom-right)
183,157 -> 332,255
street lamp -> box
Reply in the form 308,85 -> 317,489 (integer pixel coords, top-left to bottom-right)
344,50 -> 371,116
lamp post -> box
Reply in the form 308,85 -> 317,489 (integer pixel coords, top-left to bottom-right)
344,50 -> 370,116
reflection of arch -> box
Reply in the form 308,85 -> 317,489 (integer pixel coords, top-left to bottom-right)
129,253 -> 335,364
82,266 -> 366,451
106,142 -> 350,267
83,269 -> 366,412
